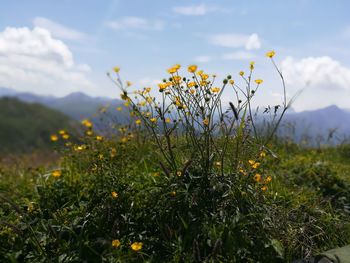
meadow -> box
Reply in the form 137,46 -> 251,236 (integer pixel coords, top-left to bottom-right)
1,52 -> 350,262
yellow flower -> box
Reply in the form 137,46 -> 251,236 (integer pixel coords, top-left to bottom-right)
50,134 -> 58,142
260,151 -> 266,158
135,119 -> 142,125
117,106 -> 123,111
110,148 -> 117,157
211,87 -> 220,93
248,160 -> 260,169
252,162 -> 260,169
167,64 -> 180,74
173,76 -> 181,82
239,71 -> 244,76
187,81 -> 196,88
254,173 -> 262,182
96,135 -> 103,141
81,119 -> 93,128
112,239 -> 121,248
265,176 -> 272,183
158,83 -> 168,91
27,202 -> 34,213
111,191 -> 119,198
150,117 -> 157,123
126,81 -> 132,87
175,98 -> 182,107
170,191 -> 176,197
165,118 -> 171,123
266,50 -> 275,58
52,170 -> 61,177
188,65 -> 198,73
62,134 -> 70,140
58,130 -> 66,135
74,145 -> 86,151
190,89 -> 196,94
200,80 -> 208,86
229,79 -> 235,85
138,101 -> 146,107
113,66 -> 120,73
130,242 -> 143,251
86,130 -> 93,136
201,73 -> 209,80
261,185 -> 268,191
250,61 -> 255,70
215,161 -> 222,167
203,118 -> 209,126
124,101 -> 130,107
176,171 -> 182,177
255,79 -> 263,85
196,70 -> 203,76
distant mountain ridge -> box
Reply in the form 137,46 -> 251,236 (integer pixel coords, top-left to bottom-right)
0,87 -> 123,120
1,87 -> 350,145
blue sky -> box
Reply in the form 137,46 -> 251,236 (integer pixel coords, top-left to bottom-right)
1,0 -> 350,111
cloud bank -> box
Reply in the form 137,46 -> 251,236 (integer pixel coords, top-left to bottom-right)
281,56 -> 350,90
33,17 -> 87,41
209,33 -> 261,50
0,26 -> 95,96
106,17 -> 164,31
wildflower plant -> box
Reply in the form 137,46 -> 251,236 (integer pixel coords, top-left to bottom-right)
109,51 -> 290,178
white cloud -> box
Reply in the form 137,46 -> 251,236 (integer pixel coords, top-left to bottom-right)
281,56 -> 350,90
194,55 -> 212,63
33,17 -> 87,41
245,34 -> 261,50
173,4 -> 215,16
106,16 -> 164,31
0,27 -> 95,96
208,33 -> 261,50
222,51 -> 255,60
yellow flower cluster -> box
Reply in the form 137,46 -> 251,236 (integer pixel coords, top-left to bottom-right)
111,240 -> 143,251
82,119 -> 93,128
52,170 -> 61,177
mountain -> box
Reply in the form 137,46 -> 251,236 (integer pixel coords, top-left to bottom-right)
0,87 -> 123,121
0,97 -> 78,153
1,87 -> 350,145
278,105 -> 350,145
0,87 -> 17,96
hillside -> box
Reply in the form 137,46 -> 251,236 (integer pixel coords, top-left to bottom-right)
0,97 -> 77,153
0,87 -> 124,121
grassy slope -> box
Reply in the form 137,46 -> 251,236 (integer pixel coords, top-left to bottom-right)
0,97 -> 77,153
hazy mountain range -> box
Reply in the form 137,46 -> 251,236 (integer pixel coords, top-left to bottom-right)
0,87 -> 123,120
1,87 -> 350,145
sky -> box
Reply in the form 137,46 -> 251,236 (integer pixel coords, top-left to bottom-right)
1,0 -> 350,111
